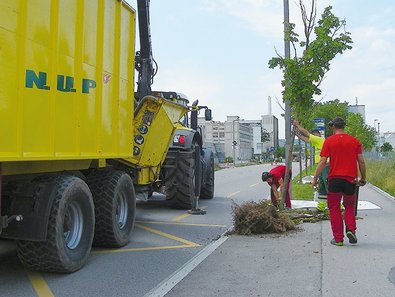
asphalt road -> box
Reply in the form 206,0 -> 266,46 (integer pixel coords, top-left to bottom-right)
0,163 -> 279,297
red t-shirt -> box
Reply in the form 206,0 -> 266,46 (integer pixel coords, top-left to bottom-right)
320,133 -> 362,181
268,165 -> 286,186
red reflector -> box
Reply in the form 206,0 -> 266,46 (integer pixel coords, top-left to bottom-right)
178,135 -> 186,145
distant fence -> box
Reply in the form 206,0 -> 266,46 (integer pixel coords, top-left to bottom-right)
364,151 -> 395,160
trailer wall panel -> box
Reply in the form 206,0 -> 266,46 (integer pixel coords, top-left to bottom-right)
0,0 -> 135,161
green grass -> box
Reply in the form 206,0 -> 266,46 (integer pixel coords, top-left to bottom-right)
366,156 -> 395,197
292,165 -> 317,201
292,155 -> 395,200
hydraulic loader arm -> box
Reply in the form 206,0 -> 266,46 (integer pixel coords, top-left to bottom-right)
135,0 -> 156,102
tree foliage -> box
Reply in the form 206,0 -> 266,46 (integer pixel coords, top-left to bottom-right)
344,113 -> 376,151
275,146 -> 286,159
311,99 -> 349,137
381,142 -> 393,152
268,4 -> 353,122
268,1 -> 353,207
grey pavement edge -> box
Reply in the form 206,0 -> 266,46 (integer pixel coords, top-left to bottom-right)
164,184 -> 395,297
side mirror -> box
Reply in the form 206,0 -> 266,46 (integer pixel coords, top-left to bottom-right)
205,109 -> 212,121
192,99 -> 199,106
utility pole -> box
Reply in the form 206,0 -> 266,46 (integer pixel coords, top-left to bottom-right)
283,0 -> 291,142
374,119 -> 378,156
378,121 -> 381,155
232,116 -> 239,166
281,0 -> 293,208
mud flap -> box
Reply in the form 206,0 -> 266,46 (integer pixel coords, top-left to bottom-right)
1,179 -> 56,241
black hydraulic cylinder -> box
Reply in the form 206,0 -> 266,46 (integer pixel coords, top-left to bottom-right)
136,0 -> 154,101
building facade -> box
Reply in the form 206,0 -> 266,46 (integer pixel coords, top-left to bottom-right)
348,104 -> 366,122
224,116 -> 253,162
199,116 -> 254,163
261,115 -> 279,155
198,118 -> 226,163
199,115 -> 281,163
239,119 -> 263,158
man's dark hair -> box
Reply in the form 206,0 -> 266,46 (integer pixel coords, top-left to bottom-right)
261,172 -> 273,182
328,117 -> 346,129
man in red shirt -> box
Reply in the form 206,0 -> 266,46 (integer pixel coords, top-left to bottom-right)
261,165 -> 292,208
313,117 -> 366,246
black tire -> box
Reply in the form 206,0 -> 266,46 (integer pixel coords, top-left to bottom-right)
87,170 -> 136,247
164,150 -> 196,209
16,176 -> 95,273
200,151 -> 214,199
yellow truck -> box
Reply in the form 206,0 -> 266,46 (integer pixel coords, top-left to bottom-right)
0,0 -> 213,272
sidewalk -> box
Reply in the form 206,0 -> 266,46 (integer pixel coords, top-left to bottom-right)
161,184 -> 395,297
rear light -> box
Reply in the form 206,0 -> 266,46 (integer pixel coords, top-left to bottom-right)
173,134 -> 186,145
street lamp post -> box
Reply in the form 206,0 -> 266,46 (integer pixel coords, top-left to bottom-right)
232,117 -> 239,166
377,121 -> 381,154
374,119 -> 378,155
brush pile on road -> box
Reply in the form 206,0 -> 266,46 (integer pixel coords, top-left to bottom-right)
231,200 -> 296,235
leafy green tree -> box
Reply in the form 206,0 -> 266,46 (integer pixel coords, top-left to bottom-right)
275,147 -> 285,159
268,1 -> 352,207
311,99 -> 349,137
344,113 -> 376,151
225,156 -> 233,163
381,142 -> 393,152
269,4 -> 353,124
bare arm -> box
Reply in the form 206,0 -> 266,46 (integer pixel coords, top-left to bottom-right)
295,130 -> 310,143
293,119 -> 311,140
357,154 -> 366,186
271,184 -> 280,200
312,156 -> 328,186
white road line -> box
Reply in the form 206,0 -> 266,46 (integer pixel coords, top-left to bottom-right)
143,233 -> 229,297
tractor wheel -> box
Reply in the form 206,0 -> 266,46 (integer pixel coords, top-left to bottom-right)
87,170 -> 136,247
165,149 -> 197,209
200,151 -> 215,199
16,176 -> 95,273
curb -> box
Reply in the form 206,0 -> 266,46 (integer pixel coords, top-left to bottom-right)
368,183 -> 395,203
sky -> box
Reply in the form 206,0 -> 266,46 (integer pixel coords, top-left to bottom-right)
127,0 -> 395,138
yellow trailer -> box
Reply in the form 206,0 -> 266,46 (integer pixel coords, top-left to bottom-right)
0,0 -> 188,272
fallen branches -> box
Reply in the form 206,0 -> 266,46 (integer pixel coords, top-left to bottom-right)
231,200 -> 330,235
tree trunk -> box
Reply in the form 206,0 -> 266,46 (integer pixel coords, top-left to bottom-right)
281,126 -> 296,208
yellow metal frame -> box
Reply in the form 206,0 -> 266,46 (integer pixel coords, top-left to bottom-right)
0,1 -> 189,186
122,96 -> 188,185
0,0 -> 135,162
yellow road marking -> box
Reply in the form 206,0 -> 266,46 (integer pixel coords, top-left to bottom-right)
27,271 -> 54,297
171,212 -> 192,222
136,224 -> 199,246
136,220 -> 226,228
26,222 -> 204,296
171,206 -> 208,222
226,191 -> 240,198
249,183 -> 259,187
92,244 -> 194,254
92,223 -> 200,254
